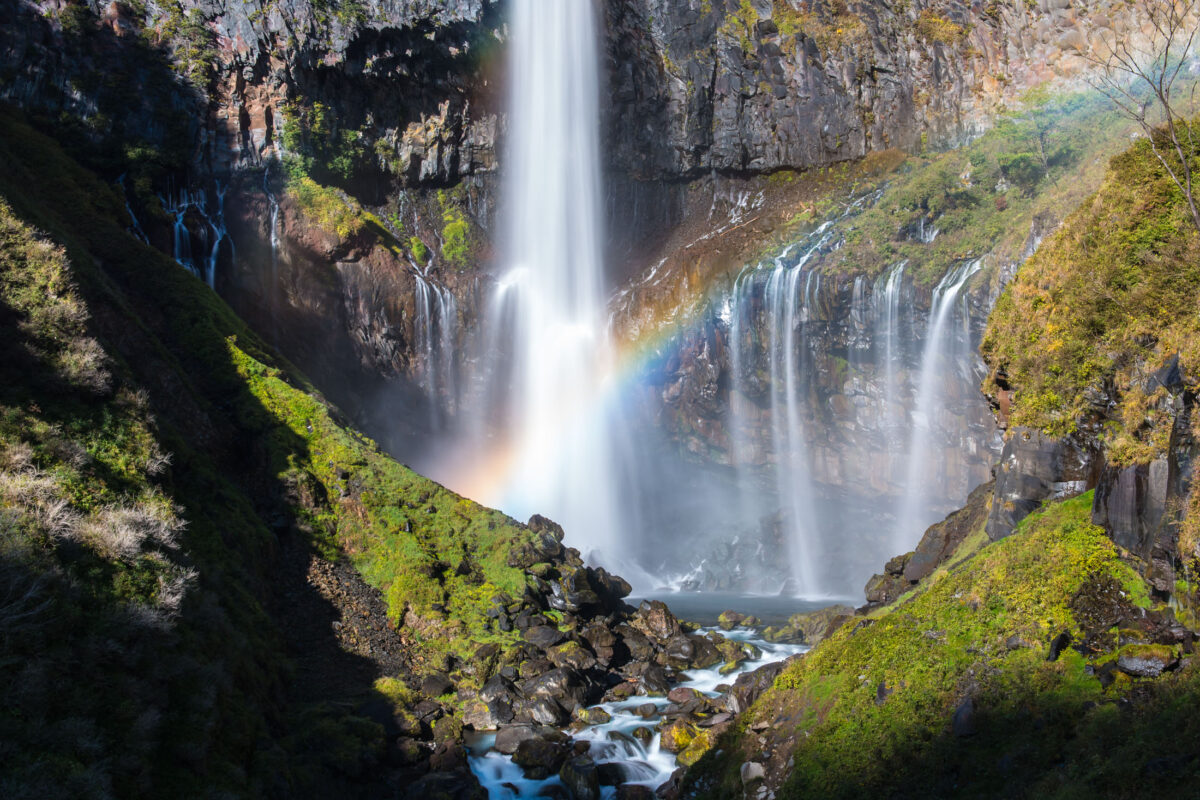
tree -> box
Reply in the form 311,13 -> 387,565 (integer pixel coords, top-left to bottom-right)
1087,0 -> 1200,233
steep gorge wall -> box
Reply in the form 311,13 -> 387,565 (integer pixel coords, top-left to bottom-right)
0,0 -> 1159,462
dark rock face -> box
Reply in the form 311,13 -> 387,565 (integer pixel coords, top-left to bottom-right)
987,428 -> 1100,541
1092,398 -> 1198,594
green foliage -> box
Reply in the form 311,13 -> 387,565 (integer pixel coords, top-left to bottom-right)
983,117 -> 1200,450
687,494 -> 1189,799
997,151 -> 1044,193
914,10 -> 966,45
409,235 -> 429,264
818,93 -> 1129,286
279,102 -> 366,183
154,3 -> 218,88
0,108 -> 544,793
437,189 -> 473,268
285,172 -> 366,239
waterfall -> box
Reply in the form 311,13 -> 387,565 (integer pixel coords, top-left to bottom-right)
892,259 -> 983,551
414,273 -> 458,429
466,0 -> 619,564
263,171 -> 280,289
116,175 -> 150,243
160,185 -> 231,289
873,261 -> 907,470
726,222 -> 840,596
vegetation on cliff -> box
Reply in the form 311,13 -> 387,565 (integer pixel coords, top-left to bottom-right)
0,106 -> 544,794
983,118 -> 1200,457
686,493 -> 1200,798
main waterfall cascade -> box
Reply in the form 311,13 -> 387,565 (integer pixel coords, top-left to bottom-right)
424,4 -> 998,598
454,0 -> 624,567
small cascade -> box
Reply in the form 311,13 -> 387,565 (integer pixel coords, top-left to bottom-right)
159,184 -> 232,288
263,171 -> 280,278
726,221 -> 840,597
467,626 -> 806,799
873,261 -> 908,459
893,258 -> 983,551
413,273 -> 459,429
915,216 -> 940,244
206,182 -> 231,289
116,175 -> 149,243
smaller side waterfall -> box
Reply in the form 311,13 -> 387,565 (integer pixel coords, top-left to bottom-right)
413,274 -> 459,429
893,258 -> 983,551
159,185 -> 232,289
116,175 -> 150,243
873,261 -> 908,476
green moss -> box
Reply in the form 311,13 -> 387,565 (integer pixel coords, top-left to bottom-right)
688,493 -> 1165,799
286,173 -> 365,239
983,116 -> 1200,450
437,189 -> 473,268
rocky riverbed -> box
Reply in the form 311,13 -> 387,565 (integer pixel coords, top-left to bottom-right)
465,617 -> 808,800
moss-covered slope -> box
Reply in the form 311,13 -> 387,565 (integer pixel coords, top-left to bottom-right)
0,105 -> 549,795
685,494 -> 1199,798
983,119 -> 1200,457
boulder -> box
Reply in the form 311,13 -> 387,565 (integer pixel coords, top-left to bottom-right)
726,661 -> 787,714
420,673 -> 453,698
549,640 -> 598,671
717,610 -> 745,630
559,755 -> 601,800
493,725 -> 538,755
512,737 -> 569,779
740,761 -> 765,786
1116,644 -> 1177,678
616,785 -> 655,800
525,625 -> 566,649
634,600 -> 683,642
403,770 -> 487,800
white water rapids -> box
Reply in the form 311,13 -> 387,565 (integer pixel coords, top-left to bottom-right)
468,627 -> 806,799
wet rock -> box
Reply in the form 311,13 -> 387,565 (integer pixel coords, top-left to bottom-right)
559,755 -> 601,800
575,706 -> 612,725
718,610 -> 745,630
659,720 -> 695,753
513,738 -> 569,779
525,625 -> 566,649
635,703 -> 658,719
631,726 -> 653,745
493,724 -> 538,755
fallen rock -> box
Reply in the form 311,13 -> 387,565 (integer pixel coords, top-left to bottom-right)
1117,644 -> 1177,678
560,755 -> 601,800
513,737 -> 569,779
952,696 -> 976,738
740,761 -> 766,785
493,725 -> 538,754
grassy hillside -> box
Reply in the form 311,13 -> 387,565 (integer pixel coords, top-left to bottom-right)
983,119 -> 1200,459
0,105 -> 545,795
686,494 -> 1200,798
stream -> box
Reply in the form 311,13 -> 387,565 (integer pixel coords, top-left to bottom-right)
467,595 -> 819,799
